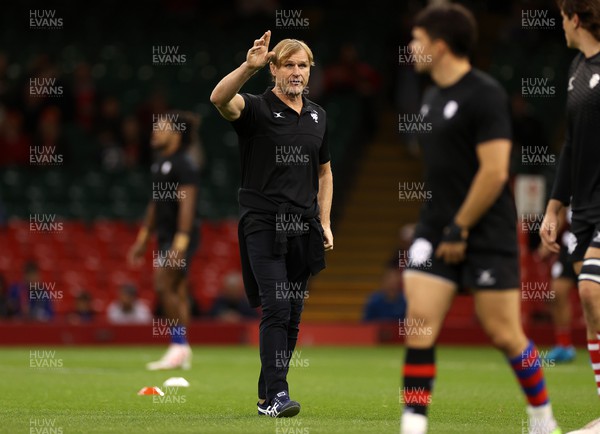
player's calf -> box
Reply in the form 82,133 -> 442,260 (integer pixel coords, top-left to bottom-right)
578,258 -> 600,400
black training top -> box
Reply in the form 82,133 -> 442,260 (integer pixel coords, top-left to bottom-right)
551,51 -> 600,212
416,68 -> 517,253
232,87 -> 330,209
151,147 -> 201,243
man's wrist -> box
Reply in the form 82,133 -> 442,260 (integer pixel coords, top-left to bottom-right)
241,61 -> 262,75
136,227 -> 149,244
546,199 -> 564,214
442,221 -> 468,242
172,232 -> 190,251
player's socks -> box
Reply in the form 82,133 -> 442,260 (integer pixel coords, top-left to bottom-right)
587,337 -> 600,398
170,326 -> 187,345
508,341 -> 549,407
402,347 -> 435,417
555,328 -> 572,348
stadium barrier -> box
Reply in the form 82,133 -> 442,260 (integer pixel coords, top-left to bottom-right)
0,321 -> 588,346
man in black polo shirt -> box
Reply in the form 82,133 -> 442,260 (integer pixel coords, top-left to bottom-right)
210,31 -> 333,418
400,5 -> 559,434
128,111 -> 201,371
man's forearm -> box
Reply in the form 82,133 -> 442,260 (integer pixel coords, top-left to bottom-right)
176,186 -> 197,234
137,202 -> 156,243
318,172 -> 333,227
210,62 -> 258,106
550,141 -> 572,206
454,169 -> 507,229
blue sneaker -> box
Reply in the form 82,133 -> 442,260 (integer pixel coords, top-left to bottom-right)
544,345 -> 576,363
263,391 -> 300,418
257,400 -> 269,416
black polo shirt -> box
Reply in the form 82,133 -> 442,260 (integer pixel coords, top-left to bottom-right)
232,87 -> 330,209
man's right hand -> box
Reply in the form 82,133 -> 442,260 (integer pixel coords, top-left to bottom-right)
540,201 -> 563,254
246,30 -> 275,70
127,241 -> 146,267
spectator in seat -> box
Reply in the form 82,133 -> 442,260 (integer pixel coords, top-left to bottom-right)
107,284 -> 152,324
8,261 -> 54,321
363,268 -> 406,322
67,290 -> 95,324
211,271 -> 257,322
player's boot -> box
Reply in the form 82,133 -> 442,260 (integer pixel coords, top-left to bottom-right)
264,391 -> 300,418
401,411 -> 428,434
527,404 -> 561,434
544,346 -> 576,363
146,343 -> 192,370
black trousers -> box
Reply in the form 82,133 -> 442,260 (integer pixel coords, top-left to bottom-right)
245,230 -> 310,403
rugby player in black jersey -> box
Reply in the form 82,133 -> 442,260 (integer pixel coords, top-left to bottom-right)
400,5 -> 560,434
128,111 -> 201,370
540,1 -> 600,431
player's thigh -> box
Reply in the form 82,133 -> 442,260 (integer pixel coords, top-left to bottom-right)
402,271 -> 455,347
154,266 -> 184,293
579,246 -> 600,306
474,289 -> 522,330
403,270 -> 456,326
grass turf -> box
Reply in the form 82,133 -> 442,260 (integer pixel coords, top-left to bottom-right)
0,345 -> 596,433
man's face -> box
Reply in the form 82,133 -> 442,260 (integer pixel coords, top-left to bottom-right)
410,27 -> 440,73
151,119 -> 176,149
561,10 -> 579,49
119,291 -> 134,310
270,50 -> 310,97
25,269 -> 39,283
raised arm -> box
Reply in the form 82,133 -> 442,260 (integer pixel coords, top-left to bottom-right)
210,30 -> 275,121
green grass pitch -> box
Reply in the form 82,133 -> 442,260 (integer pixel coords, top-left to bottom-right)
1,346 -> 596,433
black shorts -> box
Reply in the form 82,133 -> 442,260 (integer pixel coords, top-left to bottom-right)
551,236 -> 577,281
404,236 -> 520,292
569,209 -> 600,263
157,230 -> 200,276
